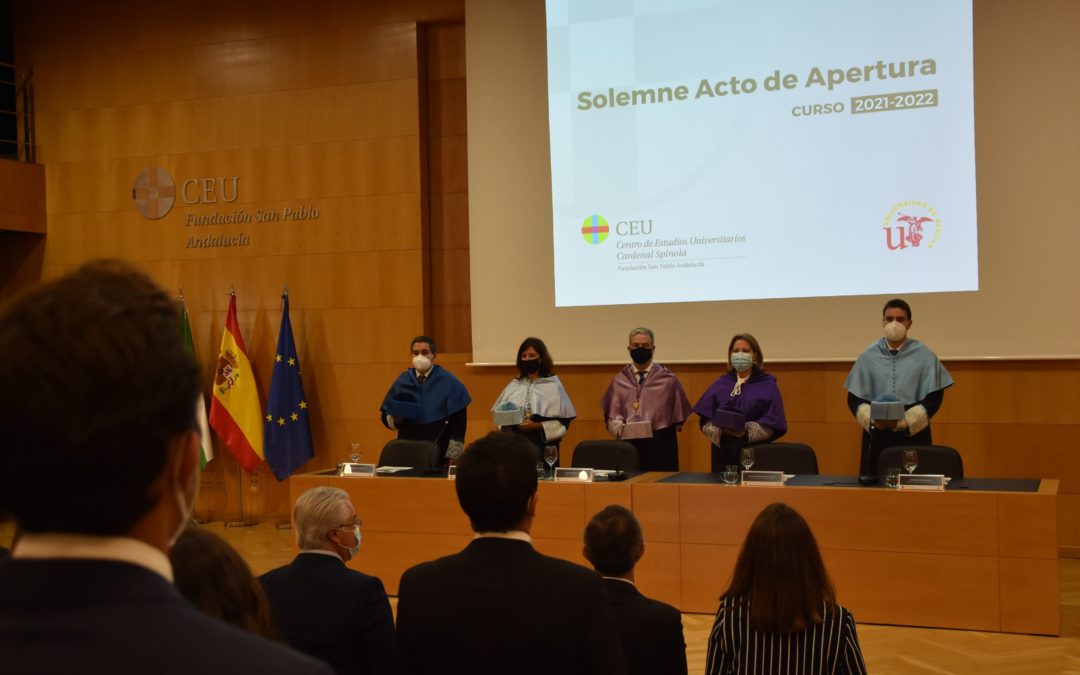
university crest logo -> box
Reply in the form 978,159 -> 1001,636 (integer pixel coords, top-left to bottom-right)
882,201 -> 941,251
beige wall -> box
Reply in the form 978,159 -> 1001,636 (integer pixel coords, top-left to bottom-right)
5,0 -> 1078,550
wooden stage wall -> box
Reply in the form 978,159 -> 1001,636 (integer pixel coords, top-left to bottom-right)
4,0 -> 1078,550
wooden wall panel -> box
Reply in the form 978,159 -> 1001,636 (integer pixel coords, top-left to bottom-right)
8,0 -> 466,522
12,0 -> 464,67
0,160 -> 46,233
424,21 -> 470,353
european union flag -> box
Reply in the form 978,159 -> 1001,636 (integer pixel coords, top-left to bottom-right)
264,292 -> 314,480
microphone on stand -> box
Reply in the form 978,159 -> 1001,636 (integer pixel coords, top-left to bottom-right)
610,441 -> 628,482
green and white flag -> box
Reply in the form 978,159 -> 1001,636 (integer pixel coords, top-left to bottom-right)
180,294 -> 214,469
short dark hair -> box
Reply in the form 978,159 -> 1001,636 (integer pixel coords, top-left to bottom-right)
410,335 -> 436,354
455,431 -> 538,532
515,337 -> 554,378
882,298 -> 912,321
0,260 -> 201,535
727,333 -> 765,376
723,503 -> 836,633
169,524 -> 279,640
583,505 -> 643,576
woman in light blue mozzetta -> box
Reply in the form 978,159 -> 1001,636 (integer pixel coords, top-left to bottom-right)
491,337 -> 576,463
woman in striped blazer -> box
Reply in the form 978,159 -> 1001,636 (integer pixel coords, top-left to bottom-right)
705,503 -> 867,675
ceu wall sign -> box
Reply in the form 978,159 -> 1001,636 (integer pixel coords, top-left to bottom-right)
130,167 -> 321,250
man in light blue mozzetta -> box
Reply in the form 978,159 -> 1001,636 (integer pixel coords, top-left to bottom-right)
844,298 -> 954,477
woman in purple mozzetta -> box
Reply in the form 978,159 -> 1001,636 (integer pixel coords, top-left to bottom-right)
693,334 -> 787,472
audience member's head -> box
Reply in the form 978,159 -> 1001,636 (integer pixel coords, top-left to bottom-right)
169,524 -> 279,640
724,503 -> 836,633
294,486 -> 362,562
0,260 -> 202,547
583,505 -> 644,579
455,431 -> 539,533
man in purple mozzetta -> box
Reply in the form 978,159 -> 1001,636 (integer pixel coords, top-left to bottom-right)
601,327 -> 692,471
693,334 -> 787,472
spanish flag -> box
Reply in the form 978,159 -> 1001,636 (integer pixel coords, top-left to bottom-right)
209,292 -> 265,472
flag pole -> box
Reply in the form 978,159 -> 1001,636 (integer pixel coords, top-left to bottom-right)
275,283 -> 293,530
224,285 -> 253,528
224,461 -> 254,527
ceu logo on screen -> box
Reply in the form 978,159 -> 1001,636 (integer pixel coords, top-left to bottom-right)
580,214 -> 609,244
132,167 -> 176,220
881,201 -> 941,251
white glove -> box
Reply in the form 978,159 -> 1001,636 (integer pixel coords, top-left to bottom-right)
702,422 -> 722,446
446,439 -> 465,460
607,419 -> 626,439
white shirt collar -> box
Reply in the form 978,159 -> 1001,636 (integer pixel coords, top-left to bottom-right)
601,576 -> 636,587
13,533 -> 174,582
473,530 -> 532,543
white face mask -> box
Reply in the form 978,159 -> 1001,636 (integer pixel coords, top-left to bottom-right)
169,464 -> 198,547
412,355 -> 432,373
346,526 -> 361,558
884,321 -> 907,342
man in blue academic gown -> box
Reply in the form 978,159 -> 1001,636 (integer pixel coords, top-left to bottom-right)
845,298 -> 954,476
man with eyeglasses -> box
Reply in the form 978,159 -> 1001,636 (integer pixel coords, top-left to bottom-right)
260,486 -> 394,675
844,298 -> 954,477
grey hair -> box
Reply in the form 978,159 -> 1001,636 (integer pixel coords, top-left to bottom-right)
628,327 -> 655,344
294,486 -> 352,550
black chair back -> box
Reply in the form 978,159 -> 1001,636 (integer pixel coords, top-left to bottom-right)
877,445 -> 963,481
750,443 -> 819,475
571,440 -> 639,471
379,439 -> 438,469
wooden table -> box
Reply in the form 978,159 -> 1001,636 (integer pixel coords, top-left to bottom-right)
289,471 -> 1059,635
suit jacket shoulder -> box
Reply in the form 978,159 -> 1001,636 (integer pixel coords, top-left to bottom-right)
603,579 -> 687,675
397,538 -> 626,675
0,559 -> 330,675
260,553 -> 394,675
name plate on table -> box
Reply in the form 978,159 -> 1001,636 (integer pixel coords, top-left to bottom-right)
898,473 -> 946,490
554,467 -> 594,483
740,470 -> 786,486
447,465 -> 458,480
339,463 -> 376,477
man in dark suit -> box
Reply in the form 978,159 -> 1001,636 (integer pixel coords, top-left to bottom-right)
260,486 -> 394,675
584,505 -> 687,675
0,261 -> 331,675
395,431 -> 627,675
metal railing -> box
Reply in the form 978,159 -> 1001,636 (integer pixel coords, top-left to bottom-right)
0,61 -> 34,162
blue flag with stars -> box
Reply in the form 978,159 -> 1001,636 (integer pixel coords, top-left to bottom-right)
264,292 -> 314,480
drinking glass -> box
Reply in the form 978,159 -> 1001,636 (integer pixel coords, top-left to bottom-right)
884,467 -> 901,488
722,465 -> 739,485
349,442 -> 361,464
544,445 -> 559,479
740,447 -> 755,472
536,461 -> 546,479
902,449 -> 918,474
